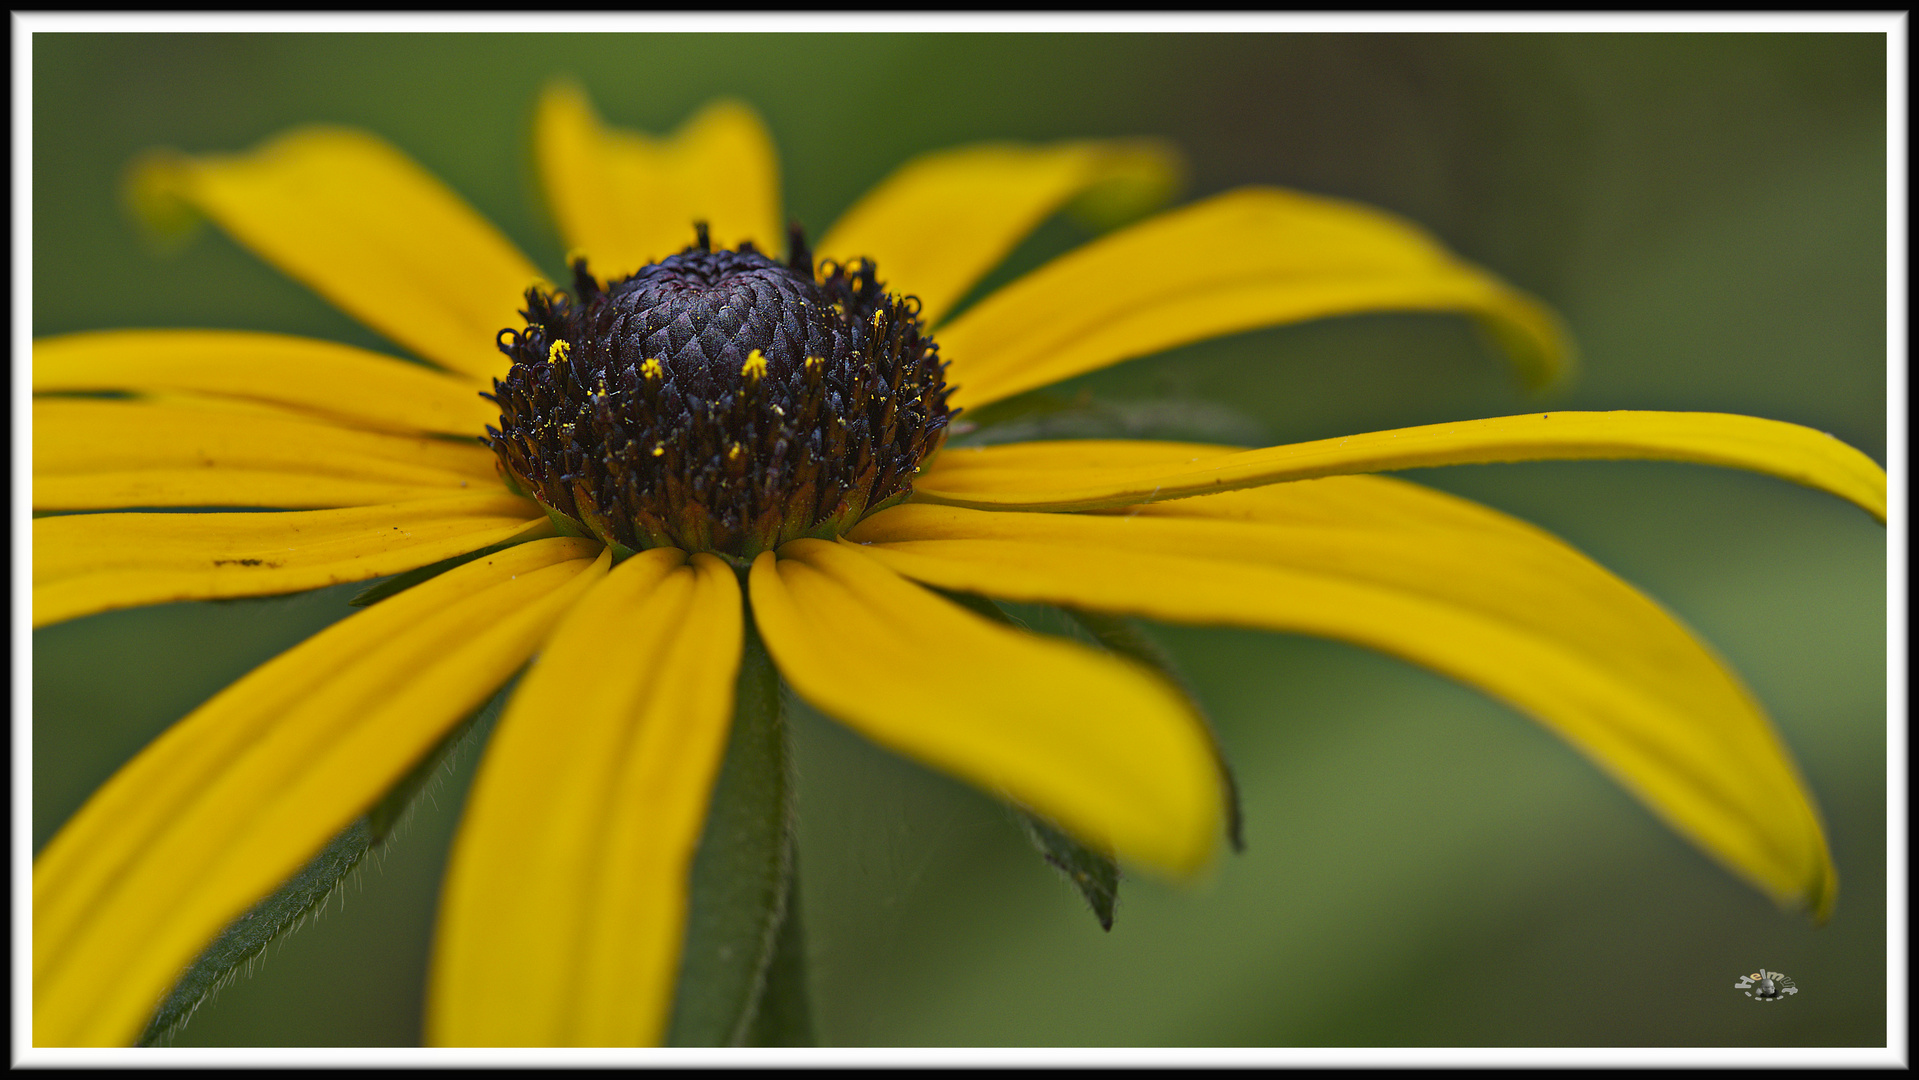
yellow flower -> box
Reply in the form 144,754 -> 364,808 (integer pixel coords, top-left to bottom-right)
31,84 -> 1885,1048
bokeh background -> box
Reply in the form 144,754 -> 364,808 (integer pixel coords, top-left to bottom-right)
31,32 -> 1889,1048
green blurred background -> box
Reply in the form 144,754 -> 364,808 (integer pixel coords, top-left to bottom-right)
31,32 -> 1888,1048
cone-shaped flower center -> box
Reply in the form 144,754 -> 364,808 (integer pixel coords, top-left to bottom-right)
487,226 -> 955,561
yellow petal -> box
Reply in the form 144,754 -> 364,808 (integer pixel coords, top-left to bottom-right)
750,539 -> 1221,876
936,187 -> 1572,408
536,83 -> 782,276
131,128 -> 542,382
431,549 -> 742,1047
34,397 -> 497,503
34,470 -> 477,511
818,139 -> 1182,326
33,493 -> 548,627
846,496 -> 1837,917
34,330 -> 500,435
914,412 -> 1888,521
33,537 -> 608,1046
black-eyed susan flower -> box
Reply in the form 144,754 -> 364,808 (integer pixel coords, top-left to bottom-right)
31,83 -> 1887,1048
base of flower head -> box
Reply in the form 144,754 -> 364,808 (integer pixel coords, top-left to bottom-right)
486,226 -> 956,562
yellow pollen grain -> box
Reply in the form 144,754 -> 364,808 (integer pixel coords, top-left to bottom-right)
741,349 -> 769,381
804,356 -> 824,372
547,340 -> 570,365
651,443 -> 666,457
640,358 -> 664,380
727,442 -> 746,462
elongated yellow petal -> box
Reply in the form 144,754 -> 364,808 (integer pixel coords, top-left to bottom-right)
936,187 -> 1572,408
33,493 -> 547,626
34,331 -> 499,435
34,470 -> 477,511
915,412 -> 1888,521
131,128 -> 541,382
33,538 -> 608,1046
818,139 -> 1182,326
34,398 -> 496,497
846,497 -> 1837,917
431,549 -> 742,1047
536,83 -> 782,276
751,539 -> 1221,875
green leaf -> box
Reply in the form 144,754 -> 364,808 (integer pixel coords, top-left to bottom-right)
135,679 -> 513,1046
665,617 -> 808,1046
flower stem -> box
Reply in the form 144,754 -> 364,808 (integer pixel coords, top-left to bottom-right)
743,851 -> 816,1046
666,615 -> 810,1046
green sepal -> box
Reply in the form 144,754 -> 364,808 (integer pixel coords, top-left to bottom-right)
665,615 -> 811,1046
541,501 -> 640,563
1065,608 -> 1244,852
1018,812 -> 1121,931
946,388 -> 1268,450
543,505 -> 593,540
932,586 -> 1021,626
930,588 -> 1127,930
134,678 -> 515,1046
933,590 -> 1248,927
495,464 -> 529,499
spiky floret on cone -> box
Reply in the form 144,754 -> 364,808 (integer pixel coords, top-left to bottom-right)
488,226 -> 955,561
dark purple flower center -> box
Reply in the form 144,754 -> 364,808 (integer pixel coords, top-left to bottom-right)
486,225 -> 954,561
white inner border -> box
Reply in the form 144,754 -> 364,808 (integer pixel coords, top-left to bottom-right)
12,9 -> 1908,1070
